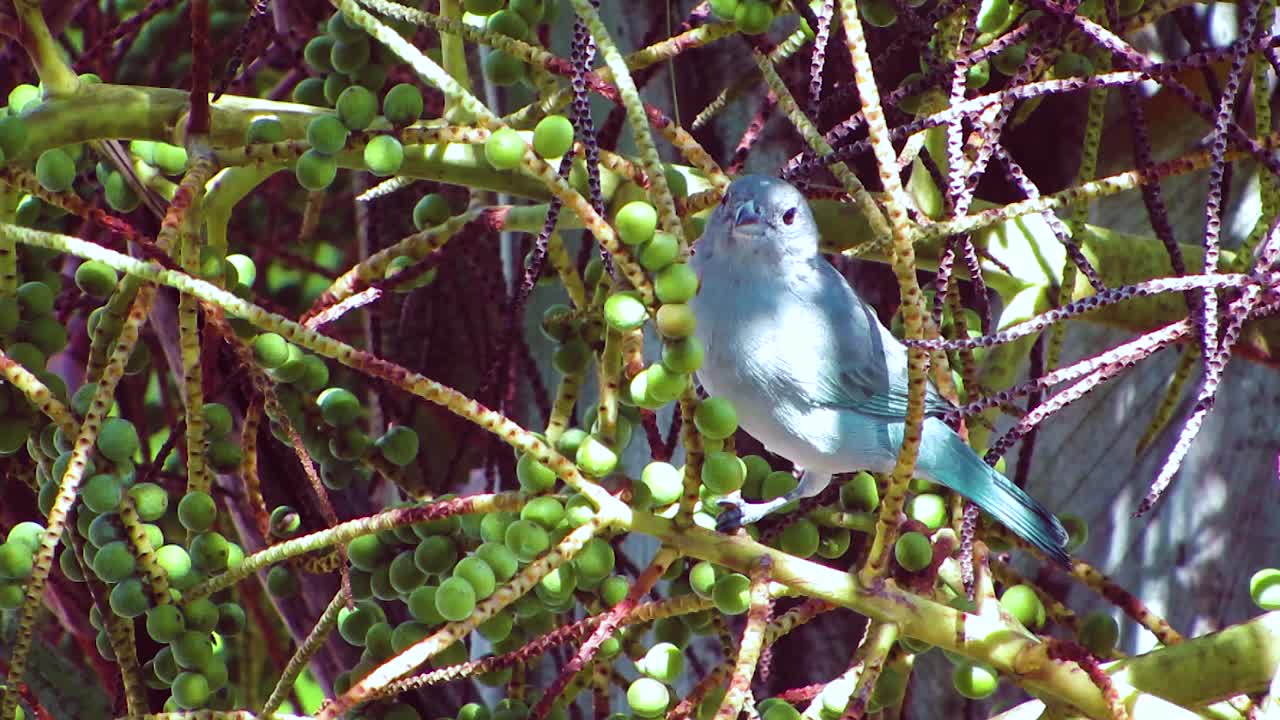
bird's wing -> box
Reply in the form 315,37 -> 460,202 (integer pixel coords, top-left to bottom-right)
803,260 -> 953,420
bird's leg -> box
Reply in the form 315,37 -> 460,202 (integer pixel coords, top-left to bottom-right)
716,469 -> 832,532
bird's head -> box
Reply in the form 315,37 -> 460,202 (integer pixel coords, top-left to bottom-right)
696,175 -> 820,266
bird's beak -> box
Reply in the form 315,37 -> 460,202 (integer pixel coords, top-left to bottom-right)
733,199 -> 762,231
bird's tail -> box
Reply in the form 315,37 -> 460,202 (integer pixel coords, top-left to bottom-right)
920,418 -> 1071,566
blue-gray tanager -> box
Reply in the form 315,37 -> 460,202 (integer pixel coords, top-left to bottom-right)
688,175 -> 1070,565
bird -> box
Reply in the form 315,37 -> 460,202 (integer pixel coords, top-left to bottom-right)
687,174 -> 1070,565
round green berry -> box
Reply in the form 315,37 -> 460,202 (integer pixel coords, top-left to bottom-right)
83,473 -> 122,514
521,496 -> 564,529
841,471 -> 879,511
484,127 -> 526,170
318,387 -> 361,426
364,134 -> 404,176
36,148 -> 76,192
376,426 -> 419,466
575,434 -> 618,477
1078,612 -> 1119,654
712,572 -> 750,615
640,642 -> 684,683
1000,584 -> 1046,629
655,303 -> 695,339
604,292 -> 647,332
628,677 -> 669,717
97,417 -> 139,463
413,193 -> 451,230
75,261 -> 118,298
573,537 -> 614,582
453,555 -> 497,599
307,115 -> 348,155
171,671 -> 210,709
779,519 -> 820,558
252,333 -> 290,369
295,149 -> 338,191
615,201 -> 657,246
533,114 -> 574,159
412,535 -> 456,575
710,0 -> 739,20
641,462 -> 683,507
701,452 -> 745,495
109,577 -> 149,617
517,452 -> 557,493
130,483 -> 169,521
894,531 -> 933,572
330,37 -> 371,74
435,575 -> 477,622
952,661 -> 998,699
0,542 -> 33,580
487,9 -> 529,38
504,519 -> 550,563
383,83 -> 424,127
661,336 -> 704,374
640,231 -> 679,271
304,35 -> 336,72
694,397 -> 737,440
655,263 -> 698,303
104,171 -> 141,212
336,85 -> 377,130
18,281 -> 55,317
292,77 -> 327,106
907,493 -> 947,530
190,532 -> 230,573
476,542 -> 518,582
146,604 -> 186,643
177,491 -> 217,533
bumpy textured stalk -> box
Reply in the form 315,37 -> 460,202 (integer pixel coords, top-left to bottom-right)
715,559 -> 774,720
260,587 -> 349,718
0,283 -> 155,720
1134,349 -> 1197,456
103,611 -> 147,716
843,621 -> 901,717
676,389 -> 703,526
547,232 -> 588,308
836,0 -> 932,581
0,349 -> 78,437
119,494 -> 171,606
750,49 -> 889,243
179,223 -> 212,495
570,0 -> 681,242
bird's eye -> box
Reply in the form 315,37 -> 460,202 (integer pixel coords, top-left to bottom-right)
783,208 -> 797,225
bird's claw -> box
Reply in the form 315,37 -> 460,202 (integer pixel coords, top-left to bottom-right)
715,499 -> 746,532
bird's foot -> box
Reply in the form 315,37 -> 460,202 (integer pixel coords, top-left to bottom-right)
715,497 -> 784,532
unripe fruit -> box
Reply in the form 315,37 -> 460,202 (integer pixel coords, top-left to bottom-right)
712,572 -> 751,615
36,148 -> 76,192
627,677 -> 670,717
435,576 -> 477,621
1079,611 -> 1119,654
952,662 -> 998,699
533,114 -> 574,159
383,83 -> 424,127
655,263 -> 698,303
364,134 -> 404,176
413,193 -> 451,230
894,531 -> 932,572
1000,584 -> 1047,629
485,128 -> 526,170
694,397 -> 738,440
295,149 -> 337,190
307,115 -> 348,154
604,292 -> 647,332
336,85 -> 377,130
734,0 -> 775,34
615,201 -> 658,246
